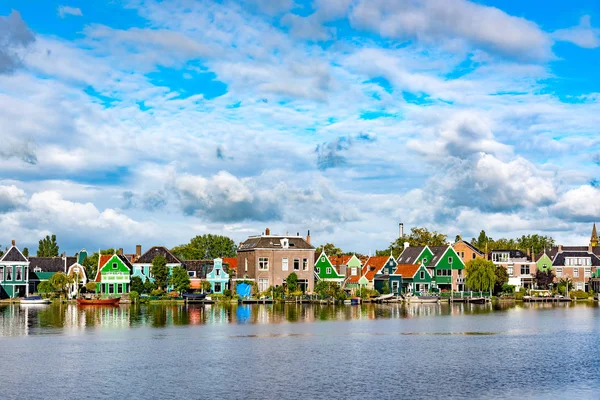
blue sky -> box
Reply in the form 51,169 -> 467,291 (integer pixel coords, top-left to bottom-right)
0,0 -> 599,254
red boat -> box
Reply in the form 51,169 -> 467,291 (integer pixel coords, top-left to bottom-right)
76,297 -> 121,306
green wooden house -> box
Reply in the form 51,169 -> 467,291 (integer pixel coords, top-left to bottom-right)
314,251 -> 345,284
94,254 -> 131,296
397,245 -> 465,291
394,264 -> 433,294
0,242 -> 29,299
536,253 -> 553,272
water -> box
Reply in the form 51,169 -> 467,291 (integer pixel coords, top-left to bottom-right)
1,302 -> 599,400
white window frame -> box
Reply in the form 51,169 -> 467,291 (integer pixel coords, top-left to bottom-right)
282,258 -> 288,271
326,267 -> 331,275
556,268 -> 563,277
0,266 -> 3,282
351,267 -> 357,276
258,278 -> 269,292
294,259 -> 300,271
584,267 -> 591,277
302,258 -> 308,271
574,268 -> 579,278
244,258 -> 248,272
507,266 -> 513,276
420,271 -> 425,280
448,256 -> 453,264
258,257 -> 269,271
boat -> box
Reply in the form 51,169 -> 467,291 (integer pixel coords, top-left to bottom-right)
350,297 -> 361,305
376,294 -> 395,302
20,296 -> 51,305
404,294 -> 440,303
182,293 -> 207,301
76,297 -> 121,306
467,297 -> 487,304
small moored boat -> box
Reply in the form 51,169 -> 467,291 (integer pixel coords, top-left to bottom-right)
404,294 -> 440,303
77,297 -> 121,306
182,293 -> 207,301
20,296 -> 51,305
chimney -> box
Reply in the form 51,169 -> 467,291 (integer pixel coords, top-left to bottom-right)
136,245 -> 142,257
399,223 -> 404,239
265,228 -> 270,236
589,244 -> 593,253
526,248 -> 530,258
11,239 -> 15,247
404,242 -> 409,250
307,230 -> 311,245
531,247 -> 536,262
558,244 -> 562,253
118,248 -> 123,255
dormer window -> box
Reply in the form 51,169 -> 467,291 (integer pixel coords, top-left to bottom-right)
281,238 -> 289,249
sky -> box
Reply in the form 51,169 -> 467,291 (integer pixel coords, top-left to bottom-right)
0,0 -> 599,255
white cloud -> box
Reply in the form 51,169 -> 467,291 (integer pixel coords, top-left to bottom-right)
553,15 -> 600,49
552,186 -> 600,222
349,0 -> 553,61
0,185 -> 27,212
57,6 -> 83,18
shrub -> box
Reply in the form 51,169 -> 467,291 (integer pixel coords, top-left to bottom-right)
151,288 -> 165,297
570,290 -> 589,300
129,291 -> 139,303
167,291 -> 179,298
223,289 -> 232,298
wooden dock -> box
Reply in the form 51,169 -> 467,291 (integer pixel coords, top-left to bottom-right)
523,296 -> 571,303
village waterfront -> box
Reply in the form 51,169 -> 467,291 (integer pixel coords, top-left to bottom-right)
1,301 -> 599,400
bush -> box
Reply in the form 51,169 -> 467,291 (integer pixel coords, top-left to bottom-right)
151,288 -> 165,297
501,283 -> 515,294
129,291 -> 139,303
167,291 -> 179,298
223,289 -> 232,298
571,290 -> 589,299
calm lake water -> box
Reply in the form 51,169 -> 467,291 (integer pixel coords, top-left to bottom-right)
1,302 -> 599,400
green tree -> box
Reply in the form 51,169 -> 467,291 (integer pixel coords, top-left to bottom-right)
37,234 -> 59,257
493,265 -> 509,295
381,282 -> 390,295
286,272 -> 298,292
535,270 -> 555,290
22,247 -> 29,258
85,282 -> 98,293
315,243 -> 342,257
151,255 -> 169,290
143,279 -> 157,294
517,234 -> 555,255
130,276 -> 144,294
314,281 -> 347,300
37,281 -> 55,296
49,272 -> 69,296
171,234 -> 237,260
169,266 -> 191,295
465,258 -> 496,293
379,227 -> 448,258
201,280 -> 212,293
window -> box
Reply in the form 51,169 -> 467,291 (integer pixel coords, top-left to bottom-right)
112,262 -> 118,269
215,282 -> 222,293
420,271 -> 425,280
392,281 -> 399,293
16,267 -> 21,281
188,271 -> 196,277
0,266 -> 3,281
507,266 -> 513,276
458,269 -> 462,276
6,267 -> 12,281
258,257 -> 269,271
520,265 -> 530,275
303,258 -> 308,271
472,253 -> 476,259
574,268 -> 579,278
108,284 -> 114,293
258,278 -> 269,292
282,258 -> 288,271
326,267 -> 331,275
294,259 -> 300,271
460,252 -> 465,259
124,284 -> 129,293
117,284 -> 123,294
244,259 -> 248,272
351,267 -> 357,276
585,268 -> 591,277
576,282 -> 584,291
556,268 -> 563,277
216,268 -> 220,276
315,267 -> 320,274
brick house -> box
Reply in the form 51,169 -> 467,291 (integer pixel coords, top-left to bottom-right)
236,229 -> 315,293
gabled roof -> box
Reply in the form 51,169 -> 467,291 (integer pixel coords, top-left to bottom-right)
346,264 -> 368,284
552,251 -> 600,267
429,246 -> 449,265
29,257 -> 76,274
0,246 -> 28,263
135,246 -> 182,264
184,260 -> 213,280
396,246 -> 426,264
238,236 -> 314,251
223,257 -> 237,271
454,240 -> 484,256
394,264 -> 425,279
363,256 -> 390,281
329,255 -> 352,266
95,254 -> 133,282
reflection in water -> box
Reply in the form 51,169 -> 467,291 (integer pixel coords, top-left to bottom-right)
1,301 -> 597,335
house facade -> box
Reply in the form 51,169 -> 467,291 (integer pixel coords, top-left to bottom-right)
547,246 -> 600,291
206,258 -> 230,294
67,262 -> 87,298
397,245 -> 465,291
132,246 -> 183,291
95,254 -> 132,296
237,229 -> 315,293
314,252 -> 345,285
452,240 -> 485,263
394,264 -> 433,294
0,242 -> 29,299
490,249 -> 537,290
28,256 -> 76,294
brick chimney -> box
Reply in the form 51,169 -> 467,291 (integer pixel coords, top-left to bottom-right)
136,245 -> 142,257
118,248 -> 123,255
558,244 -> 562,253
265,227 -> 270,236
11,239 -> 15,246
307,230 -> 311,245
399,223 -> 404,239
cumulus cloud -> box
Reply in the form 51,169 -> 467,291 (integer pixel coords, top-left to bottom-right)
552,185 -> 600,222
349,0 -> 553,61
57,6 -> 83,18
0,185 -> 27,212
0,10 -> 35,74
316,133 -> 376,170
0,137 -> 37,164
553,15 -> 600,49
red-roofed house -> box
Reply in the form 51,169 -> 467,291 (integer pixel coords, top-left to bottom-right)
394,264 -> 432,294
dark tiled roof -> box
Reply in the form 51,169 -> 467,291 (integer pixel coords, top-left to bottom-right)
28,257 -> 76,273
490,249 -> 529,259
238,236 -> 314,251
455,240 -> 484,256
396,247 -> 425,264
429,246 -> 448,265
552,251 -> 600,267
1,247 -> 28,263
135,246 -> 182,264
184,260 -> 213,279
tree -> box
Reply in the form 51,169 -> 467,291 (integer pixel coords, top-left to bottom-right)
37,281 -> 54,296
556,278 -> 573,295
143,279 -> 157,294
50,272 -> 69,296
535,270 -> 555,290
454,235 -> 462,243
379,227 -> 448,258
314,281 -> 347,300
286,272 -> 298,292
171,234 -> 237,260
517,234 -> 555,255
151,255 -> 169,290
22,247 -> 29,258
169,266 -> 191,295
315,243 -> 342,257
130,276 -> 144,294
493,265 -> 509,295
381,282 -> 390,295
465,258 -> 496,293
37,234 -> 60,257
201,280 -> 212,293
85,282 -> 98,293
82,248 -> 116,281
